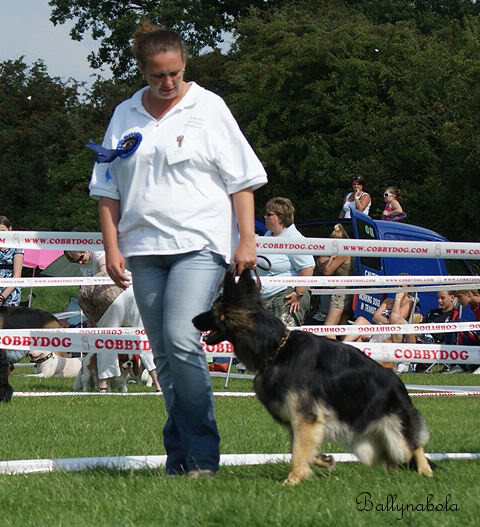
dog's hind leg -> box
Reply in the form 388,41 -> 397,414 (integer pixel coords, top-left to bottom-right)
285,418 -> 324,486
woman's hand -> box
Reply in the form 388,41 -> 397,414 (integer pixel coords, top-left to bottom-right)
284,291 -> 301,313
105,247 -> 130,289
233,237 -> 256,274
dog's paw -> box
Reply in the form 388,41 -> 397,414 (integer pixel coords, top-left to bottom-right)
283,468 -> 313,486
418,464 -> 434,477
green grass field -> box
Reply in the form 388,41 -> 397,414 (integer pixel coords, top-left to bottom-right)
1,371 -> 479,527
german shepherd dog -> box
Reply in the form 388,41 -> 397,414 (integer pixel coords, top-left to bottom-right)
0,306 -> 62,402
193,269 -> 433,485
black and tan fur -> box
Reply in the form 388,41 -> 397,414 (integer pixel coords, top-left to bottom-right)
193,269 -> 433,485
0,306 -> 62,402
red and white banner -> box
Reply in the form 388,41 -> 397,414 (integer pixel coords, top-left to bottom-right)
2,326 -> 480,364
0,232 -> 103,250
1,274 -> 480,296
0,276 -> 115,288
351,341 -> 480,365
3,231 -> 480,259
256,237 -> 480,259
297,320 -> 480,337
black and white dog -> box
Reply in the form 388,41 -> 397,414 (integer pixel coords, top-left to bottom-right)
193,269 -> 434,485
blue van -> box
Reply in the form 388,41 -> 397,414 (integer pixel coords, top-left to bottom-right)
293,208 -> 476,321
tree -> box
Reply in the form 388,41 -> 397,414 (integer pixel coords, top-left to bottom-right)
345,0 -> 480,30
223,4 -> 480,240
0,58 -> 93,230
47,0 -> 288,77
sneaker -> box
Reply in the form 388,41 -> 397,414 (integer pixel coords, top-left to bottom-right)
188,469 -> 216,479
442,365 -> 465,374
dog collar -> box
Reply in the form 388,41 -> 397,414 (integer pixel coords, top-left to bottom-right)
264,329 -> 291,368
31,353 -> 53,365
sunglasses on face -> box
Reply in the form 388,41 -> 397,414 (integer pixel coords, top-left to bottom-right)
70,252 -> 87,263
265,212 -> 277,217
384,193 -> 394,197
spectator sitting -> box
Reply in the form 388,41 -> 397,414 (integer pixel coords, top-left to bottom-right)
0,216 -> 26,368
79,272 -> 161,391
257,197 -> 315,326
343,286 -> 417,372
343,289 -> 415,344
338,176 -> 371,218
448,289 -> 480,374
381,186 -> 406,222
65,251 -> 160,391
454,289 -> 480,321
420,291 -> 459,344
64,250 -> 106,276
318,224 -> 353,338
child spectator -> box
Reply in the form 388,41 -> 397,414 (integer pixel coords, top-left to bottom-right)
421,291 -> 460,344
455,290 -> 480,320
381,186 -> 406,222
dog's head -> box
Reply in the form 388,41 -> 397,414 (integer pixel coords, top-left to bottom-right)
28,350 -> 51,363
118,354 -> 141,377
192,268 -> 263,345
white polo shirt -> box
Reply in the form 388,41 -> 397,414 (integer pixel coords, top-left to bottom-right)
257,224 -> 315,298
89,82 -> 267,261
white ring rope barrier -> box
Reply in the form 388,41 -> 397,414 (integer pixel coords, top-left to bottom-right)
0,452 -> 479,475
11,390 -> 480,398
2,275 -> 480,287
2,231 -> 480,259
3,275 -> 480,297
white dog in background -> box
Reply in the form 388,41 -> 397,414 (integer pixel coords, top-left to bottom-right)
28,351 -> 82,378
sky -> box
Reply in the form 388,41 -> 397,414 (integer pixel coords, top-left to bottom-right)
0,0 -> 111,86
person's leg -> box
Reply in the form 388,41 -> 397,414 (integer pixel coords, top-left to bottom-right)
139,353 -> 161,391
130,250 -> 225,475
343,316 -> 371,342
324,294 -> 345,340
96,294 -> 126,391
129,255 -> 179,468
161,250 -> 225,474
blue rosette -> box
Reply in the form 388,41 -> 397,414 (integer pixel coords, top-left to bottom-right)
86,132 -> 142,163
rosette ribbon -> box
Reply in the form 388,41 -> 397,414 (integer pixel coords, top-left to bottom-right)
86,132 -> 142,163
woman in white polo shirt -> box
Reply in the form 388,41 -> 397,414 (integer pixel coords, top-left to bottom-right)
89,21 -> 267,478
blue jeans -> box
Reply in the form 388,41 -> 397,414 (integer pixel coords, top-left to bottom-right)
128,249 -> 226,474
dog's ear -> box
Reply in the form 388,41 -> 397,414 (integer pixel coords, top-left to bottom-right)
237,268 -> 261,296
222,269 -> 237,298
